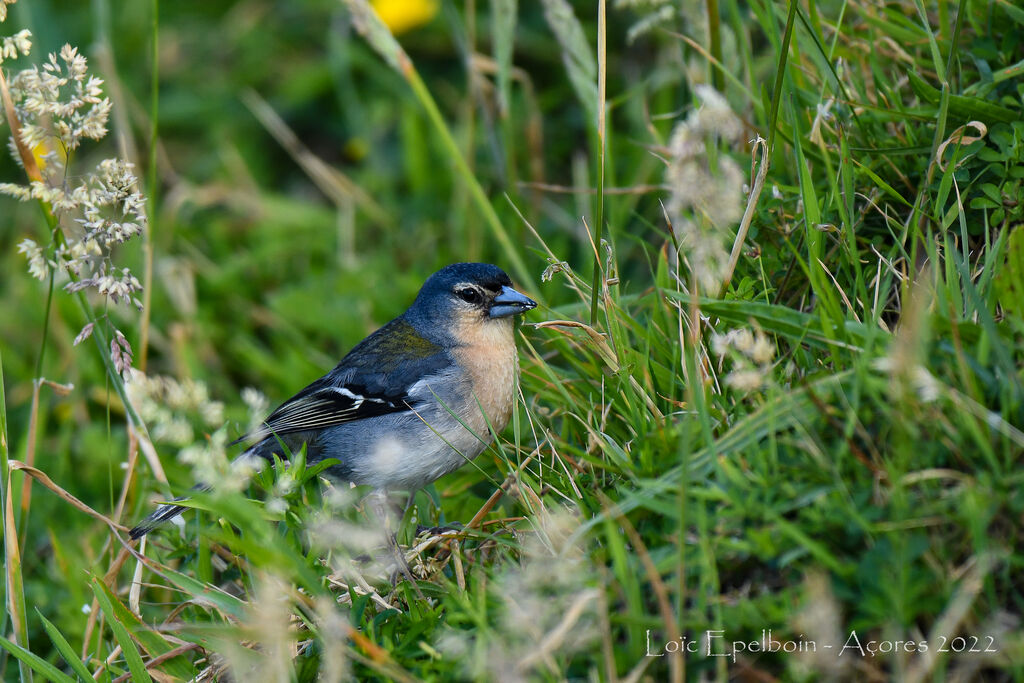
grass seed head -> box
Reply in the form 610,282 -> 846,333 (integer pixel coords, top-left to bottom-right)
666,85 -> 745,292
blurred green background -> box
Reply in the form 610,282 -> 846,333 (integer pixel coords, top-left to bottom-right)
2,0 -> 1024,680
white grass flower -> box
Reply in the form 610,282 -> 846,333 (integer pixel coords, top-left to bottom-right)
872,357 -> 941,403
0,29 -> 31,61
750,332 -> 775,365
713,326 -> 775,395
809,97 -> 835,146
4,35 -> 146,347
308,514 -> 387,558
73,322 -> 94,346
218,574 -> 295,683
689,85 -> 743,141
178,429 -> 263,494
665,86 -> 745,292
725,368 -> 765,392
441,507 -> 599,681
792,573 -> 847,677
621,3 -> 675,45
874,286 -> 941,404
242,387 -> 270,432
92,267 -> 141,305
712,327 -> 773,361
16,238 -> 48,279
9,44 -> 112,152
265,497 -> 288,515
202,397 -> 225,426
314,597 -> 350,682
0,181 -> 28,199
152,417 -> 194,448
712,328 -> 754,356
126,370 -> 226,446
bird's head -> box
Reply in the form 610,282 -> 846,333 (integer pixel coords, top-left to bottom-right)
406,263 -> 536,341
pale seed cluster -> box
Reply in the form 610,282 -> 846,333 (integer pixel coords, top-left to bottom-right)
241,386 -> 270,434
1,26 -> 146,365
177,430 -> 265,495
665,85 -> 745,292
0,28 -> 30,60
125,369 -> 226,447
0,0 -> 14,25
614,0 -> 675,44
872,356 -> 941,403
166,382 -> 273,494
7,43 -> 111,152
440,509 -> 599,682
711,326 -> 776,392
218,574 -> 295,683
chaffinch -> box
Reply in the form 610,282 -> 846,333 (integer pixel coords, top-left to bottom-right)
130,263 -> 536,539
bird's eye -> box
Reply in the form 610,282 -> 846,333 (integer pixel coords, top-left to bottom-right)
456,287 -> 482,304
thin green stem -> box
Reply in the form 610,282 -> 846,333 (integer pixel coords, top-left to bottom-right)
44,224 -> 151,443
347,0 -> 534,289
21,211 -> 62,549
589,0 -> 607,326
767,0 -> 799,155
139,0 -> 159,371
944,0 -> 968,92
405,67 -> 534,290
32,271 -> 55,382
706,0 -> 723,92
0,348 -> 11,670
2,349 -> 31,682
30,202 -> 61,381
913,0 -> 946,84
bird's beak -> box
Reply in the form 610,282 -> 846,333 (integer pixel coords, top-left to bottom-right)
489,285 -> 537,318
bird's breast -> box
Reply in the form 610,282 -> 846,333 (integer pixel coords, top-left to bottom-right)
452,318 -> 519,435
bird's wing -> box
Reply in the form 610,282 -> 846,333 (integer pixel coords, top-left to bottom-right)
231,317 -> 450,446
234,383 -> 409,445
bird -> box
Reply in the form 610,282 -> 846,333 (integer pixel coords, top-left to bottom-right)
129,262 -> 536,540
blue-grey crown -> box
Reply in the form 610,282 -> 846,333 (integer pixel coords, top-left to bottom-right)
404,263 -> 519,335
423,263 -> 513,293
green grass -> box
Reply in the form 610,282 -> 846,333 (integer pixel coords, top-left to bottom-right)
2,0 -> 1023,680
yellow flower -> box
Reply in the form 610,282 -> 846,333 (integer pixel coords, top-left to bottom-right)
31,139 -> 66,172
370,0 -> 439,35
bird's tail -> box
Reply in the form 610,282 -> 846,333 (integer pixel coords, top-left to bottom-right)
129,484 -> 210,540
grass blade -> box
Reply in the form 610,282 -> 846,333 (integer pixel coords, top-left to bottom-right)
4,467 -> 31,682
2,350 -> 31,682
138,0 -> 159,372
36,610 -> 95,683
766,0 -> 799,154
91,579 -> 153,683
540,0 -> 598,122
0,636 -> 75,683
492,0 -> 517,118
341,0 -> 535,290
0,348 -> 7,663
589,0 -> 607,325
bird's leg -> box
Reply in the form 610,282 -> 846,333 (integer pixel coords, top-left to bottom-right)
403,491 -> 417,517
366,490 -> 425,600
404,490 -> 463,536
